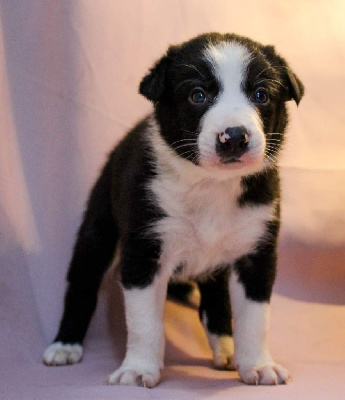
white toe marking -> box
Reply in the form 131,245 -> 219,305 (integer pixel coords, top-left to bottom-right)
211,335 -> 235,370
107,365 -> 161,388
43,342 -> 83,366
187,283 -> 201,308
202,313 -> 235,370
239,363 -> 290,385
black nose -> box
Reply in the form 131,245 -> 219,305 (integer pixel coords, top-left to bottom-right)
216,126 -> 249,162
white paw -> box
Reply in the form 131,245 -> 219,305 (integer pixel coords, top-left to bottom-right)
43,342 -> 83,366
107,364 -> 161,388
212,336 -> 235,370
238,362 -> 290,385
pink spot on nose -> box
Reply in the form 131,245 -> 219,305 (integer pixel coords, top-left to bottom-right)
218,131 -> 230,144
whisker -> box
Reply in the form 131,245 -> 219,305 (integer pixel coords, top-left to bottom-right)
254,64 -> 293,82
254,78 -> 285,89
266,141 -> 282,146
265,152 -> 278,159
265,149 -> 279,155
170,138 -> 197,147
266,146 -> 280,153
186,150 -> 198,160
172,143 -> 198,151
179,128 -> 199,136
266,142 -> 285,151
177,149 -> 198,158
265,151 -> 279,163
265,151 -> 279,158
254,66 -> 275,81
264,154 -> 277,167
190,153 -> 200,164
266,145 -> 279,153
174,78 -> 202,94
267,141 -> 283,147
177,64 -> 206,79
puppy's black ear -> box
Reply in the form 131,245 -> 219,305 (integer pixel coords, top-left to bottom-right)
284,67 -> 304,106
139,55 -> 171,103
262,45 -> 305,106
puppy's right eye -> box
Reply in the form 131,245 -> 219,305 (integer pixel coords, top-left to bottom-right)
189,88 -> 207,104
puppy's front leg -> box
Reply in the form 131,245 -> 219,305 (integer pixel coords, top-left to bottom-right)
107,272 -> 168,388
230,255 -> 290,385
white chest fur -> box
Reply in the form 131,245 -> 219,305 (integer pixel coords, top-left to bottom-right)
149,162 -> 274,279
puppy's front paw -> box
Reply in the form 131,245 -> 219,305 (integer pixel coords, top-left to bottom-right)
107,364 -> 161,388
43,342 -> 83,366
238,362 -> 290,385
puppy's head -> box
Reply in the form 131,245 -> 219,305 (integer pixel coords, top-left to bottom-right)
140,33 -> 304,177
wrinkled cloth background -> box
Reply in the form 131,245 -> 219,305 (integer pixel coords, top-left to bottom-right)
1,1 -> 345,399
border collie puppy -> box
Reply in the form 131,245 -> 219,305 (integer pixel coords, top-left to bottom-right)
43,32 -> 304,387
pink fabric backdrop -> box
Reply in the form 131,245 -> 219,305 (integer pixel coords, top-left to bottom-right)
1,1 -> 344,399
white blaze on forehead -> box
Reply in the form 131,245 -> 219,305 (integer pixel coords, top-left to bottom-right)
204,42 -> 252,95
198,41 -> 266,177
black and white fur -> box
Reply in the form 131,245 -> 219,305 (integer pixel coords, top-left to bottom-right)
43,33 -> 304,387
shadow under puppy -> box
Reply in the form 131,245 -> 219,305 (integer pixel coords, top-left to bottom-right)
43,32 -> 304,387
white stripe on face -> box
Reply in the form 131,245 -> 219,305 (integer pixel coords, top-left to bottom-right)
199,42 -> 266,176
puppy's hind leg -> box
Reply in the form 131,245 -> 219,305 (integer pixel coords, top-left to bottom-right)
198,268 -> 234,370
43,162 -> 118,366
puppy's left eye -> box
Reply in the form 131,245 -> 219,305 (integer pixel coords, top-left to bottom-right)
189,88 -> 207,104
254,89 -> 269,104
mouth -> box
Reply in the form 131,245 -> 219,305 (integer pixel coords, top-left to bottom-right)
221,157 -> 242,164
199,151 -> 264,173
